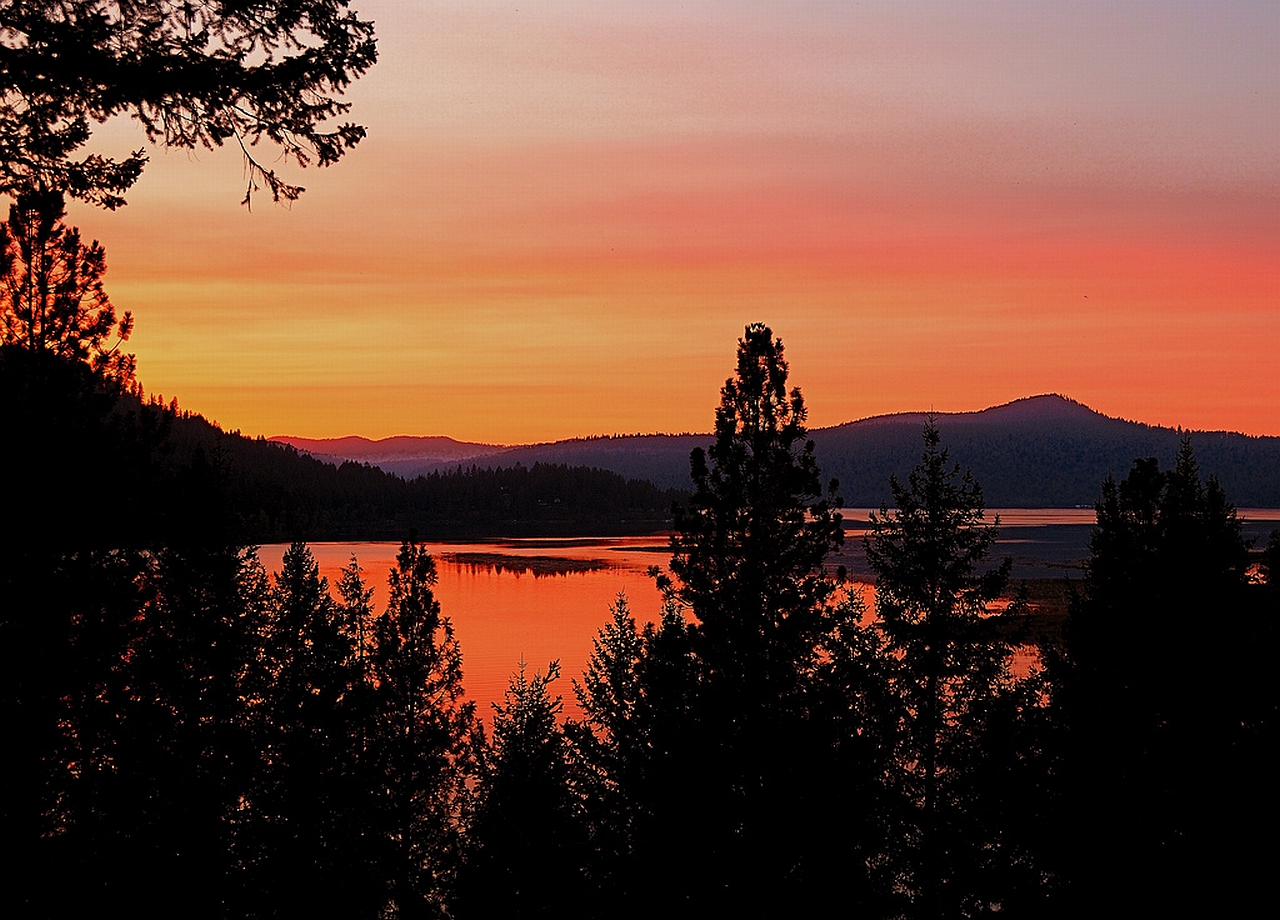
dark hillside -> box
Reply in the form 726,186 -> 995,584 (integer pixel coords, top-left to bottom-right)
282,394 -> 1280,508
0,350 -> 685,545
163,416 -> 688,540
813,395 -> 1280,507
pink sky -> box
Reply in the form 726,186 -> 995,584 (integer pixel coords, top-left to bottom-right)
65,1 -> 1279,442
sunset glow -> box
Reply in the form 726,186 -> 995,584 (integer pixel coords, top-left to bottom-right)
64,1 -> 1279,442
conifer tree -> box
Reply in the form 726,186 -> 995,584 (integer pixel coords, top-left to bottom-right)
461,660 -> 589,918
0,0 -> 377,207
0,190 -> 133,383
864,420 -> 1033,917
248,542 -> 379,916
662,323 -> 844,699
368,539 -> 478,917
636,323 -> 849,912
1061,440 -> 1263,914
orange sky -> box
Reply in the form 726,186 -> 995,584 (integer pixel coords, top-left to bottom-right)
63,1 -> 1279,442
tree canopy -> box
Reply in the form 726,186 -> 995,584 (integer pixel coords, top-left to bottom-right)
0,0 -> 378,207
0,189 -> 133,381
617,323 -> 851,912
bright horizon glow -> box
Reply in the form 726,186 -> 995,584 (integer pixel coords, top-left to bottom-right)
59,1 -> 1280,442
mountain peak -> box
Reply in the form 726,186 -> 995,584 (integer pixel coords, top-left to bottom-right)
976,394 -> 1099,424
823,393 -> 1101,432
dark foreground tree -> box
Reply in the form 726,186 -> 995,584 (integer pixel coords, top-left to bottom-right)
0,0 -> 377,207
568,593 -> 646,875
245,542 -> 382,916
663,323 -> 844,690
368,539 -> 479,917
1059,440 -> 1272,915
460,660 -> 589,919
862,421 -> 1047,917
579,323 -> 853,914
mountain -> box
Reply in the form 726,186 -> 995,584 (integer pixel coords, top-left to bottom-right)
270,432 -> 708,490
270,434 -> 505,478
275,395 -> 1280,508
0,345 -> 688,547
809,394 -> 1280,507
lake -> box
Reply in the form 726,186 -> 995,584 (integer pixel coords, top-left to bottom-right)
259,507 -> 1280,718
258,536 -> 671,720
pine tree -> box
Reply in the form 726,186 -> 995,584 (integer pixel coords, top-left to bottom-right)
1061,439 -> 1264,914
460,660 -> 589,918
368,538 -> 478,918
0,190 -> 133,382
864,420 -> 1033,918
246,542 -> 380,916
0,1 -> 377,207
662,323 -> 844,699
636,323 -> 849,912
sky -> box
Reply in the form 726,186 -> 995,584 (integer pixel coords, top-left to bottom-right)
67,1 -> 1279,443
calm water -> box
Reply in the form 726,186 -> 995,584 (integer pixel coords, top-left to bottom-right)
259,508 -> 1280,717
258,537 -> 671,719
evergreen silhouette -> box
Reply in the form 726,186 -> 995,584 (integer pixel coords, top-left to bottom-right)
0,190 -> 134,382
595,323 -> 853,914
862,421 -> 1043,917
460,660 -> 590,918
367,539 -> 479,918
245,542 -> 382,916
1059,440 -> 1271,914
0,1 -> 377,208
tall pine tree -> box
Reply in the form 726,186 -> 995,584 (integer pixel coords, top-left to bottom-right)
864,421 -> 1039,918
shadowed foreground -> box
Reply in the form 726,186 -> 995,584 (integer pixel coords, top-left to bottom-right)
3,328 -> 1276,918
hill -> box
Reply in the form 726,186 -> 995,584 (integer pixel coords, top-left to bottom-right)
813,394 -> 1280,507
0,348 -> 686,546
276,395 -> 1280,508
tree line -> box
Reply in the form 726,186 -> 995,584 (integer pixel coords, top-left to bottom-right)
0,341 -> 685,548
4,323 -> 1276,917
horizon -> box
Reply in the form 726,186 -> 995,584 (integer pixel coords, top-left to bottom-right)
265,392 -> 1276,448
60,1 -> 1280,443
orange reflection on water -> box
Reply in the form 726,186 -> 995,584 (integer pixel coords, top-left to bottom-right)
258,538 -> 1047,722
259,539 -> 669,721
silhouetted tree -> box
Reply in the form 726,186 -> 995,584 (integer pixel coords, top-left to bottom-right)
663,324 -> 844,692
614,323 -> 850,913
460,660 -> 590,918
863,421 -> 1039,917
0,546 -> 156,914
1059,440 -> 1268,915
0,190 -> 134,381
368,539 -> 479,918
244,542 -> 383,916
0,0 -> 377,207
568,594 -> 647,879
71,539 -> 270,917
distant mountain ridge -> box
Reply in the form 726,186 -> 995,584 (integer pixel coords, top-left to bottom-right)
271,395 -> 1280,508
271,434 -> 502,475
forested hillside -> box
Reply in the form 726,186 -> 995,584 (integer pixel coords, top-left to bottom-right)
1,349 -> 684,546
814,395 -> 1280,507
292,395 -> 1280,507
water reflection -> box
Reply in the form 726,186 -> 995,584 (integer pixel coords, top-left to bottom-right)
259,538 -> 669,721
262,509 -> 1280,718
441,552 -> 611,578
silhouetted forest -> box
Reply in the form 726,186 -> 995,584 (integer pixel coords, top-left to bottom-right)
4,323 -> 1276,918
0,350 -> 685,547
